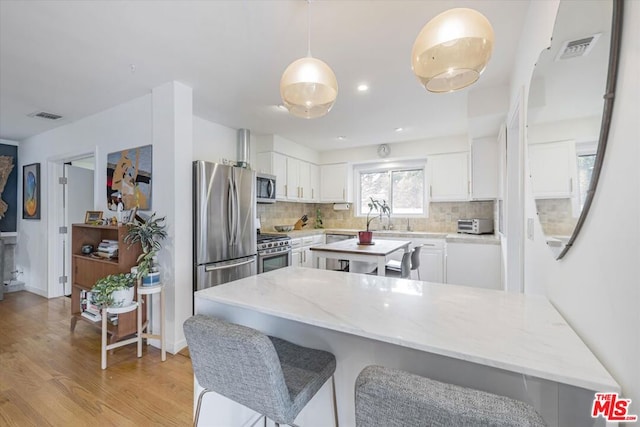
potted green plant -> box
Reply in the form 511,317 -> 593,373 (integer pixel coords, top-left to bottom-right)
91,273 -> 136,307
358,197 -> 390,244
124,212 -> 167,286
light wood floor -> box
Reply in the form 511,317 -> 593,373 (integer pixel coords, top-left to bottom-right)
0,291 -> 194,426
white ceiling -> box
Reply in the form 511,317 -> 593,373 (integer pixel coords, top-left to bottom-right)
0,0 -> 530,151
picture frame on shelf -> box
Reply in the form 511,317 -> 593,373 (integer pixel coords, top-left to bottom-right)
120,207 -> 137,224
22,163 -> 41,220
84,210 -> 104,224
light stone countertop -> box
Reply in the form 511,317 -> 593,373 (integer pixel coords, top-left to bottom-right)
272,228 -> 500,245
195,266 -> 619,393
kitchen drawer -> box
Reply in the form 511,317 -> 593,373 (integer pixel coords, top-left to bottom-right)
290,238 -> 302,249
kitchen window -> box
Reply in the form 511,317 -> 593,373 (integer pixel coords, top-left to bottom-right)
356,161 -> 427,216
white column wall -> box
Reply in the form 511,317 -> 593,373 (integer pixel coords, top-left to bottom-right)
152,81 -> 193,353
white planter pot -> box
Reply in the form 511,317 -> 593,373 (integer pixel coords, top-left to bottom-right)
110,287 -> 134,307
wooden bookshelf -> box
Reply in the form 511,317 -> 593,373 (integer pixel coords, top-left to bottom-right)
70,223 -> 144,343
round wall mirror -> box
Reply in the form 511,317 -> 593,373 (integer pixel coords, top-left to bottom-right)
526,0 -> 622,259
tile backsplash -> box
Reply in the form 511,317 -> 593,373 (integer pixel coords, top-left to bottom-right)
257,201 -> 494,233
535,198 -> 577,236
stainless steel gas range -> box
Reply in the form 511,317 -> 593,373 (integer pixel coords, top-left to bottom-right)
257,234 -> 292,274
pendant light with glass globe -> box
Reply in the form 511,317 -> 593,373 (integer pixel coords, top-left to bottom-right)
411,8 -> 495,93
280,0 -> 338,119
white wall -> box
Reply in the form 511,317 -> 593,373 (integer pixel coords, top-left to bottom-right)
17,94 -> 153,297
319,134 -> 469,164
520,0 -> 639,411
528,116 -> 600,145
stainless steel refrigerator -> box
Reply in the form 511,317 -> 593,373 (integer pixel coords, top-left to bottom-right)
193,161 -> 257,295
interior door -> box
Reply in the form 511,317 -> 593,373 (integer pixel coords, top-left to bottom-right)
65,164 -> 94,295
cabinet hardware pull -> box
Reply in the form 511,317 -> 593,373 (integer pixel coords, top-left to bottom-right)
429,185 -> 433,198
343,188 -> 345,200
285,184 -> 288,196
569,178 -> 573,192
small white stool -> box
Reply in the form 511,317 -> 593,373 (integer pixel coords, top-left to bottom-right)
101,302 -> 140,370
137,283 -> 166,361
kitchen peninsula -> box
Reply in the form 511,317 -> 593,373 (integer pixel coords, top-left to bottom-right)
194,267 -> 619,427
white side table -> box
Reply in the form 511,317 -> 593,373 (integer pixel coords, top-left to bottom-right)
137,283 -> 166,361
101,302 -> 140,370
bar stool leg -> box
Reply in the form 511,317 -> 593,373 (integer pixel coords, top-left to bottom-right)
160,286 -> 166,361
331,375 -> 339,427
101,309 -> 107,370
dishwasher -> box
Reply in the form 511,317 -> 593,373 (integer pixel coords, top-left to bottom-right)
325,233 -> 352,271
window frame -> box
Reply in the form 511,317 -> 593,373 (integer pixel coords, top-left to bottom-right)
354,160 -> 428,218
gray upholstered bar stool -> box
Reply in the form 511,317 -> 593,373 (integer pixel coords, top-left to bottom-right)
184,315 -> 339,427
355,365 -> 547,427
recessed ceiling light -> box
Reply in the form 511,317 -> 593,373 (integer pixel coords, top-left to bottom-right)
394,127 -> 404,132
357,84 -> 369,92
272,104 -> 288,113
337,136 -> 346,140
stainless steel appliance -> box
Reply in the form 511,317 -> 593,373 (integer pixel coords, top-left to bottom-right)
193,161 -> 257,294
257,234 -> 291,273
256,173 -> 276,204
457,218 -> 494,235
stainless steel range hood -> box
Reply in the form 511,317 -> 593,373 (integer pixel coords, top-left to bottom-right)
237,128 -> 250,168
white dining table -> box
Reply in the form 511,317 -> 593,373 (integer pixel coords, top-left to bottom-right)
310,238 -> 411,276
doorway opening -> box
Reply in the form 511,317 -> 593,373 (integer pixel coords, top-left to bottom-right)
47,151 -> 96,298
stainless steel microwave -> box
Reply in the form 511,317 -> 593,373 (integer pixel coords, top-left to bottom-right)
457,218 -> 494,235
256,173 -> 276,203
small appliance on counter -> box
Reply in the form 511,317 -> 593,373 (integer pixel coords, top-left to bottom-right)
457,218 -> 494,235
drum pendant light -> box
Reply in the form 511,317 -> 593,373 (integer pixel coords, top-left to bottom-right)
411,8 -> 494,93
280,0 -> 338,119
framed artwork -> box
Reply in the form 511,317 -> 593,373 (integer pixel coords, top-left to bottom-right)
120,207 -> 137,224
84,210 -> 103,224
0,143 -> 18,232
106,145 -> 152,211
22,163 -> 40,220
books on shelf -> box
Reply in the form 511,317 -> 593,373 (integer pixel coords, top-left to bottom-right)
81,311 -> 101,322
93,239 -> 119,259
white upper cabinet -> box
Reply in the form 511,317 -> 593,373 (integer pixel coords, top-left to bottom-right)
257,152 -> 319,202
528,140 -> 577,199
428,152 -> 469,202
320,163 -> 353,203
286,157 -> 300,200
470,137 -> 498,200
309,163 -> 319,202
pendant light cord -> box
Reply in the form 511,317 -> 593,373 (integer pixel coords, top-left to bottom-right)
307,0 -> 311,57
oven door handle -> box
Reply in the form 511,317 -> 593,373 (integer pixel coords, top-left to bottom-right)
204,258 -> 256,272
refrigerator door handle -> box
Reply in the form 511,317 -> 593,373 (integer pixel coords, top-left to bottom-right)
234,178 -> 241,245
227,177 -> 235,243
204,257 -> 256,272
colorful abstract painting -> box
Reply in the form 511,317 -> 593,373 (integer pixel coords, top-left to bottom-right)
106,145 -> 152,211
22,163 -> 40,220
0,143 -> 18,231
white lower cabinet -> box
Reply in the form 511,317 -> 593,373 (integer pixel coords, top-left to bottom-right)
445,242 -> 501,290
291,234 -> 325,269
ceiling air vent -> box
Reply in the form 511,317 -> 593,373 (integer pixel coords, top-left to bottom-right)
555,33 -> 601,61
27,111 -> 63,120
